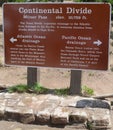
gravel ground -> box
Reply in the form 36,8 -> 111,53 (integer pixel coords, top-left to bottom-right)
0,121 -> 87,130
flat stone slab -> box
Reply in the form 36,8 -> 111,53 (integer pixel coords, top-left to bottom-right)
35,95 -> 60,124
69,108 -> 88,124
0,92 -> 111,129
86,108 -> 111,129
5,106 -> 35,124
51,106 -> 69,125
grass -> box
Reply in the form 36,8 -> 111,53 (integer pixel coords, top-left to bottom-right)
32,83 -> 49,94
54,88 -> 69,96
8,84 -> 94,97
7,83 -> 69,96
82,85 -> 94,97
85,120 -> 93,130
8,84 -> 28,93
8,83 -> 49,94
7,84 -> 95,97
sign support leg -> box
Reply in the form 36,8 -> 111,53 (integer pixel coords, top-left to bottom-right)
27,67 -> 40,87
69,70 -> 82,95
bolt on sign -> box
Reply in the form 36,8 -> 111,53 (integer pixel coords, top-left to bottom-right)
3,3 -> 111,70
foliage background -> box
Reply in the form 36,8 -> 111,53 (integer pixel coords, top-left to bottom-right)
5,0 -> 113,16
4,0 -> 113,4
1,0 -> 113,10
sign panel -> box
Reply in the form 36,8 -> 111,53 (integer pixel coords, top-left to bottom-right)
3,3 -> 111,70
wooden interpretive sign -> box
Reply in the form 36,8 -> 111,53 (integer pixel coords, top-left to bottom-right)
3,3 -> 111,70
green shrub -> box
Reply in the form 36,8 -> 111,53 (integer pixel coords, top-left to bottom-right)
82,85 -> 94,96
7,83 -> 69,96
7,0 -> 26,2
33,83 -> 49,94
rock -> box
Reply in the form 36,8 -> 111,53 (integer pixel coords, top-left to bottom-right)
60,96 -> 78,107
4,107 -> 20,121
51,107 -> 69,125
63,96 -> 111,109
65,124 -> 86,129
5,106 -> 35,124
28,95 -> 48,112
7,99 -> 19,107
0,86 -> 6,92
0,93 -> 5,119
111,21 -> 113,26
0,103 -> 5,119
36,110 -> 51,124
0,25 -> 2,31
35,95 -> 60,124
4,93 -> 19,99
13,128 -> 22,130
19,113 -> 35,124
76,98 -> 110,109
19,107 -> 35,124
86,108 -> 111,129
0,92 -> 112,128
69,110 -> 88,124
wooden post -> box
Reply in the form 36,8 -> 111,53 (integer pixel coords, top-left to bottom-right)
27,67 -> 40,87
69,70 -> 82,95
